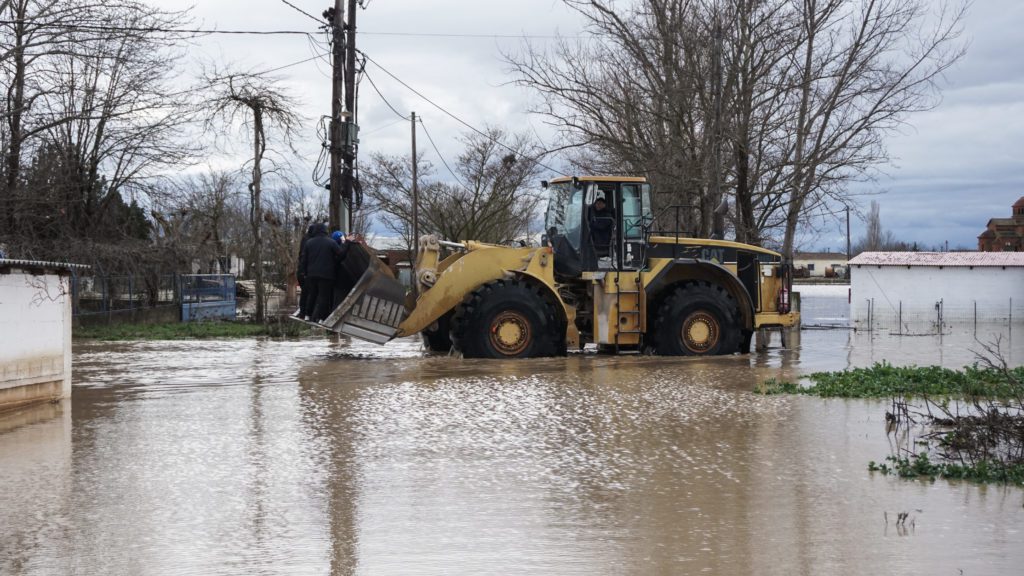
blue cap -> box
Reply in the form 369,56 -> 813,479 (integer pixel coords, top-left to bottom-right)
331,231 -> 344,243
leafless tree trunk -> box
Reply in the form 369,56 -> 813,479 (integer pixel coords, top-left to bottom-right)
204,72 -> 300,322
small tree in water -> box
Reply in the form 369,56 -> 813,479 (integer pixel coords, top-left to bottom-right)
204,71 -> 301,322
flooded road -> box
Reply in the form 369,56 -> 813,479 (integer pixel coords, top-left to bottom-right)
2,287 -> 1023,575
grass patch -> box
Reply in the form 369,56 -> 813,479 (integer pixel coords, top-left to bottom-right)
756,362 -> 1024,399
74,319 -> 318,340
869,453 -> 1024,485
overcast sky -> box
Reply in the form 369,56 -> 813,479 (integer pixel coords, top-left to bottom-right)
160,0 -> 1023,251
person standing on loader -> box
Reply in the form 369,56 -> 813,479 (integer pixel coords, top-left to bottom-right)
298,224 -> 349,322
295,223 -> 317,317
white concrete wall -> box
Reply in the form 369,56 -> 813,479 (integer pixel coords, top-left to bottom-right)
0,271 -> 72,409
850,265 -> 1024,327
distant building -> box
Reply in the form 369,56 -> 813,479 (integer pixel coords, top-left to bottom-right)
849,252 -> 1024,329
978,196 -> 1024,252
376,249 -> 414,286
793,251 -> 848,278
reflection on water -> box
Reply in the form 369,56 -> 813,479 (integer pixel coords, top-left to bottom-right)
1,293 -> 1022,575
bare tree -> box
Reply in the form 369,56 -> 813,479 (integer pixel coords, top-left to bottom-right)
204,71 -> 301,322
363,127 -> 544,255
778,0 -> 966,258
851,200 -> 913,255
508,0 -> 966,255
173,170 -> 245,272
264,185 -> 325,306
0,1 -> 198,278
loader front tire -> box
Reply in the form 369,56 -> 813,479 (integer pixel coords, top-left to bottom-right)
653,282 -> 741,356
451,280 -> 561,359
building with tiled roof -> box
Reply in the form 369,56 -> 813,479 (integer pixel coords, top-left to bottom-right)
978,196 -> 1024,252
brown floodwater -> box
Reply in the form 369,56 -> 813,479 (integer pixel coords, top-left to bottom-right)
2,290 -> 1023,575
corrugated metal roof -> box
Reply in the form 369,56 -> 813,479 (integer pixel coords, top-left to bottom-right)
849,252 -> 1024,267
0,258 -> 90,272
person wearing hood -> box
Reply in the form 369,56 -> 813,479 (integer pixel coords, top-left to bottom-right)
295,223 -> 318,317
298,223 -> 349,321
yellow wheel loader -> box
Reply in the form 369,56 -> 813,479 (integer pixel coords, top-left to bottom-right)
305,176 -> 799,358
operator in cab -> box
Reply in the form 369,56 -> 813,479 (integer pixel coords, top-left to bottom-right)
589,195 -> 616,257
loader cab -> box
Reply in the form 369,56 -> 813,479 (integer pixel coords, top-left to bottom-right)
543,177 -> 652,276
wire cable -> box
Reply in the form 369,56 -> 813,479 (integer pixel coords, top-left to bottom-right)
360,51 -> 565,176
257,53 -> 329,76
360,31 -> 581,39
360,117 -> 405,136
279,0 -> 324,24
362,69 -> 409,121
0,20 -> 315,35
419,118 -> 470,191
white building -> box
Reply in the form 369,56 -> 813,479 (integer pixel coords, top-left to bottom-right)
0,259 -> 86,412
849,252 -> 1024,330
794,251 -> 848,278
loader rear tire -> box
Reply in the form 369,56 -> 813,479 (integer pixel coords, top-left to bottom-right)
653,282 -> 741,356
451,279 -> 561,359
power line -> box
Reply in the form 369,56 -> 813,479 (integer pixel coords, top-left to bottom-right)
158,52 -> 328,100
360,117 -> 405,136
0,19 -> 582,40
360,31 -> 582,39
279,0 -> 324,25
363,69 -> 409,121
0,20 -> 315,35
420,118 -> 470,191
359,51 -> 565,176
259,52 -> 329,75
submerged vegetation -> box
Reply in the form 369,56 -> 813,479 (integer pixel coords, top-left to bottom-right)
74,319 -> 317,341
756,363 -> 1024,398
759,356 -> 1024,485
869,453 -> 1024,485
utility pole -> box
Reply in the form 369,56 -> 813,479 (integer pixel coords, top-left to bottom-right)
327,0 -> 345,233
845,206 -> 851,277
327,0 -> 359,234
411,111 -> 419,258
341,0 -> 358,233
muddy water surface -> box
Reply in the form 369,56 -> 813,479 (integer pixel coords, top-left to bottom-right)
2,289 -> 1023,575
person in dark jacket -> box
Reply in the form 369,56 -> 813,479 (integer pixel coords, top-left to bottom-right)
299,223 -> 350,321
589,196 -> 616,257
295,224 -> 318,317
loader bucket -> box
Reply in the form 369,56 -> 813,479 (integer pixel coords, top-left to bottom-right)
316,243 -> 409,344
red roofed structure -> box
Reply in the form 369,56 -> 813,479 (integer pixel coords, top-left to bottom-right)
978,196 -> 1024,252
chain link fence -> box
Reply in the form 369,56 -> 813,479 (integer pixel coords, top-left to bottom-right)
854,298 -> 1023,334
71,274 -> 178,316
